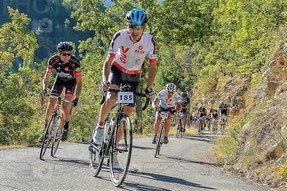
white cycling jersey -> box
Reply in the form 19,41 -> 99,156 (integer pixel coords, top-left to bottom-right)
155,89 -> 181,109
108,29 -> 157,74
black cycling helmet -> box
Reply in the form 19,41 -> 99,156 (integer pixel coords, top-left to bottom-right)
57,41 -> 73,52
126,9 -> 148,25
182,93 -> 188,98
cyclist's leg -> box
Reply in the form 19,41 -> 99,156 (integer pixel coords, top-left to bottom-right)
62,82 -> 76,122
115,106 -> 134,146
183,113 -> 187,130
164,113 -> 173,137
154,113 -> 162,135
45,80 -> 63,124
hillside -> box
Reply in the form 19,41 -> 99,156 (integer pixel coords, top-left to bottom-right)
203,42 -> 287,188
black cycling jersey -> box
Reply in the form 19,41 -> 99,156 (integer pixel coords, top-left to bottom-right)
181,97 -> 190,109
198,106 -> 206,117
47,55 -> 81,82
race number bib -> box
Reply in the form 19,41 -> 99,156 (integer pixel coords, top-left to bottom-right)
159,112 -> 168,119
118,92 -> 134,104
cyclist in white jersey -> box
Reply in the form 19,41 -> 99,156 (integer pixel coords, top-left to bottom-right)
152,83 -> 182,144
93,9 -> 157,148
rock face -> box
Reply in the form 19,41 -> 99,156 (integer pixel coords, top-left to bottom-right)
254,42 -> 287,106
216,42 -> 287,187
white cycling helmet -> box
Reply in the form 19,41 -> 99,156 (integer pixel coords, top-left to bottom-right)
166,83 -> 176,92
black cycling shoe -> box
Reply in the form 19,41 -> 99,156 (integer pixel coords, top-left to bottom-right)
152,136 -> 156,144
61,129 -> 69,141
163,137 -> 169,144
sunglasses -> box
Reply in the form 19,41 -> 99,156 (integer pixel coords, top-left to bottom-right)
61,52 -> 71,56
129,24 -> 145,30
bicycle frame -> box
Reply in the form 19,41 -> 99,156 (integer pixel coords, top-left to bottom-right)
40,95 -> 73,160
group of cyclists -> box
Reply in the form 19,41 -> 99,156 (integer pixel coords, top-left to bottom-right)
38,8 -> 230,164
192,102 -> 230,132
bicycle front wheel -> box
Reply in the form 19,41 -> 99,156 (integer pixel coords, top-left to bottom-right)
155,123 -> 164,158
110,115 -> 132,187
89,119 -> 104,177
51,114 -> 63,157
40,115 -> 55,160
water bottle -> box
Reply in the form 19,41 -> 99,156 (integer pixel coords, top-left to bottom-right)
104,119 -> 111,143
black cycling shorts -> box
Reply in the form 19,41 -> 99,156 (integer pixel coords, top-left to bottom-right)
51,78 -> 76,98
109,64 -> 140,107
181,108 -> 188,114
221,110 -> 228,116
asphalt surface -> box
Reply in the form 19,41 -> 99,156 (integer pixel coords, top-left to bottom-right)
0,133 -> 269,191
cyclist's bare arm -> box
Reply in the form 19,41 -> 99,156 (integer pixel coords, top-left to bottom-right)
43,70 -> 51,91
152,97 -> 160,109
187,104 -> 191,113
147,62 -> 157,89
176,102 -> 182,112
75,75 -> 82,99
102,55 -> 114,90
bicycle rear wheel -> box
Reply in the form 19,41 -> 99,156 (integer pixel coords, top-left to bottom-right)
51,114 -> 63,157
39,115 -> 55,160
155,124 -> 163,158
110,115 -> 132,187
89,119 -> 105,177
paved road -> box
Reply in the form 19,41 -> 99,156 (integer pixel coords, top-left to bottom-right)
0,133 -> 269,191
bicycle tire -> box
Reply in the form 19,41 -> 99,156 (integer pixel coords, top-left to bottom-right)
155,123 -> 164,158
51,114 -> 63,157
110,115 -> 132,187
39,115 -> 55,160
89,119 -> 105,177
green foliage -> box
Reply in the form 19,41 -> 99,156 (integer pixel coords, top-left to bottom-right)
2,0 -> 287,145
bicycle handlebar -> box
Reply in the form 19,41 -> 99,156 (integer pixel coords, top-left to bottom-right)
41,94 -> 74,114
100,89 -> 150,111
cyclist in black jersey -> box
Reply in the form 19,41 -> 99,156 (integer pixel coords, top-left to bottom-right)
197,105 -> 207,127
218,102 -> 229,122
38,42 -> 82,142
176,93 -> 190,132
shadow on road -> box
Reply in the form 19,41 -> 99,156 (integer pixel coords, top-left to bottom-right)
183,134 -> 214,143
132,145 -> 154,150
129,171 -> 216,190
122,181 -> 172,191
160,154 -> 217,167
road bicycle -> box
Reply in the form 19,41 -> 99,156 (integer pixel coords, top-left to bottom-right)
154,110 -> 169,158
39,95 -> 73,160
197,116 -> 204,134
176,112 -> 184,138
89,85 -> 149,187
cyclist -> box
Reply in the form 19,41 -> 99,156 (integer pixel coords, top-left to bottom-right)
197,104 -> 207,131
152,83 -> 182,144
39,42 -> 82,142
210,108 -> 219,131
177,92 -> 190,132
218,101 -> 229,123
93,9 -> 157,148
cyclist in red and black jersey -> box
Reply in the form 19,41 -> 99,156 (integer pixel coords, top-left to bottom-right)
39,42 -> 82,142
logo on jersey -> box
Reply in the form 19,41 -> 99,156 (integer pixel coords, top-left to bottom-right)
64,67 -> 70,71
138,45 -> 143,50
120,46 -> 130,64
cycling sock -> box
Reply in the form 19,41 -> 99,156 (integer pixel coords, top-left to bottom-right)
44,124 -> 47,128
98,121 -> 105,127
64,121 -> 69,130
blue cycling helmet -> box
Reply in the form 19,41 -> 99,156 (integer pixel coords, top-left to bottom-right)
126,9 -> 148,25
